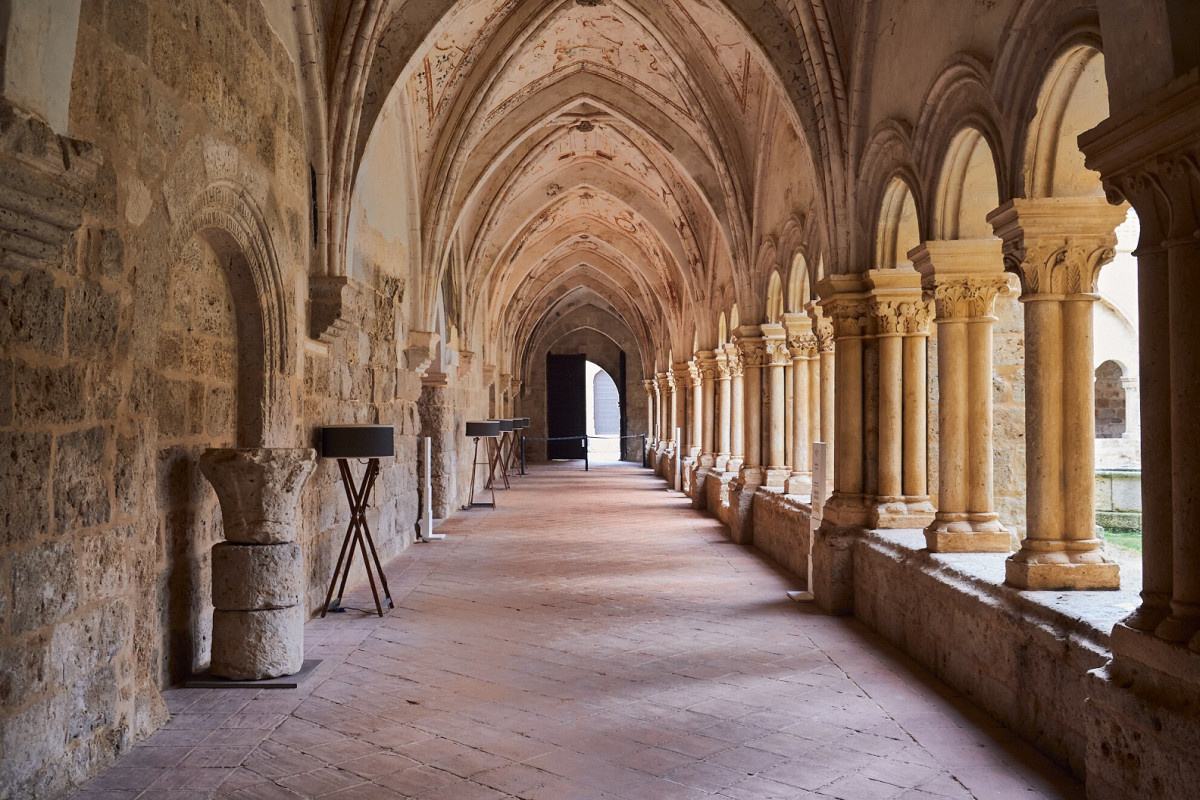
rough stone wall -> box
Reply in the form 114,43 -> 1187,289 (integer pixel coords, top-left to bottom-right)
992,277 -> 1026,542
1094,360 -> 1126,439
1,1 -> 314,796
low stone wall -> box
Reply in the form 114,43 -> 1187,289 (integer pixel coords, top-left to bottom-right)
705,471 -> 735,526
749,489 -> 813,585
853,530 -> 1132,776
1095,469 -> 1142,530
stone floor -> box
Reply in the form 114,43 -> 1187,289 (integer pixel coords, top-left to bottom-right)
73,462 -> 1084,799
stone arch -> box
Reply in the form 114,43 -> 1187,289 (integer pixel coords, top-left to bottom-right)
875,177 -> 921,269
717,311 -> 728,345
932,127 -> 1003,240
1023,45 -> 1109,199
766,271 -> 785,323
787,253 -> 811,313
172,182 -> 294,448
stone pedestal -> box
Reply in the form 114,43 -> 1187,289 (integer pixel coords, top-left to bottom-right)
199,447 -> 316,680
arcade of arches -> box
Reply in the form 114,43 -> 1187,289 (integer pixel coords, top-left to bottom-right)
1,0 -> 1199,797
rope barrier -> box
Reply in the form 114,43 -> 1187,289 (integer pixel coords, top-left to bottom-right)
517,433 -> 649,471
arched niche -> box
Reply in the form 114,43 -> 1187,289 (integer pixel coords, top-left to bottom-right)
935,128 -> 1001,240
729,305 -> 740,333
1024,46 -> 1109,199
787,254 -> 810,312
717,311 -> 728,345
173,183 -> 294,448
876,178 -> 921,268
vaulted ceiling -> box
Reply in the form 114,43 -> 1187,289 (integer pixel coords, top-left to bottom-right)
332,0 -> 829,375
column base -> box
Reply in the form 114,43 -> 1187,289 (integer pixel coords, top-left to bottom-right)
763,467 -> 790,488
924,512 -> 1012,553
785,471 -> 812,496
1005,550 -> 1120,590
869,496 -> 936,529
725,457 -> 743,474
714,454 -> 730,471
700,453 -> 716,468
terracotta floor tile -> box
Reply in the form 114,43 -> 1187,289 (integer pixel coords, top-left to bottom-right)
72,463 -> 1082,800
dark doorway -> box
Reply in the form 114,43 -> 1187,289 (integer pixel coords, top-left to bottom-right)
546,353 -> 587,459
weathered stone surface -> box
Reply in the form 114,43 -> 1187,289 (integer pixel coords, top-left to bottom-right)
13,362 -> 86,426
211,542 -> 301,610
199,448 -> 316,543
0,430 -> 51,547
0,268 -> 65,355
211,606 -> 303,680
67,280 -> 121,360
53,426 -> 111,533
11,540 -> 77,633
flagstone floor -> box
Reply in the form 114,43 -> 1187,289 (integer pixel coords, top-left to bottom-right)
73,462 -> 1083,799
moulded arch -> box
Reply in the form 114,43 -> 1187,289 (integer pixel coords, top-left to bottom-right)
934,127 -> 1002,240
172,182 -> 294,448
1024,45 -> 1109,199
787,253 -> 810,312
875,177 -> 921,268
766,271 -> 785,323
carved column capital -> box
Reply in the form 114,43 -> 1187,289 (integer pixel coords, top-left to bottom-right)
873,299 -> 934,335
696,351 -> 719,382
987,198 -> 1126,297
931,277 -> 1010,319
723,343 -> 744,378
736,337 -> 767,367
713,349 -> 731,380
825,301 -> 871,340
764,338 -> 791,366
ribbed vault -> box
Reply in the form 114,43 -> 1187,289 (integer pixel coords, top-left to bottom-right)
340,0 -> 823,384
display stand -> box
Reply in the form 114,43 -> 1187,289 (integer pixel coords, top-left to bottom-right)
465,420 -> 501,508
320,425 -> 395,618
487,418 -> 514,490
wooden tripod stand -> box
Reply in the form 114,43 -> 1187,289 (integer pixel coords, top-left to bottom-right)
321,457 -> 394,617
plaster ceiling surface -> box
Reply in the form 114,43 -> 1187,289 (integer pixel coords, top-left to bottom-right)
363,0 -> 820,369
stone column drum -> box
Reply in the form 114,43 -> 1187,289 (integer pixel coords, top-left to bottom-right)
200,448 -> 317,680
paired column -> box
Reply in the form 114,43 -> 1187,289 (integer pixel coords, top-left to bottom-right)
817,275 -> 872,527
867,269 -> 935,529
643,379 -> 657,446
672,363 -> 692,456
689,360 -> 704,459
735,328 -> 765,485
697,351 -> 718,467
912,241 -> 1011,552
761,323 -> 790,487
784,312 -> 816,495
811,306 -> 835,472
657,372 -> 674,450
725,341 -> 745,473
714,350 -> 732,470
989,198 -> 1126,590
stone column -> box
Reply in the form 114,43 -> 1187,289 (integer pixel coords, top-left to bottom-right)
811,307 -> 835,464
643,379 -> 657,446
725,342 -> 745,473
1078,67 -> 1200,800
689,360 -> 704,460
666,371 -> 678,449
912,241 -> 1011,551
715,350 -> 732,470
199,448 -> 317,680
989,198 -> 1126,590
697,351 -> 717,467
672,362 -> 692,456
866,269 -> 935,529
735,329 -> 765,484
761,323 -> 790,487
784,313 -> 815,495
813,276 -> 872,614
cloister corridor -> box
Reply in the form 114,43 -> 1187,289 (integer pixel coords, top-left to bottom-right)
74,464 -> 1081,800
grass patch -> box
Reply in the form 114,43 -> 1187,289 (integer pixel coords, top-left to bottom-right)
1102,528 -> 1142,554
